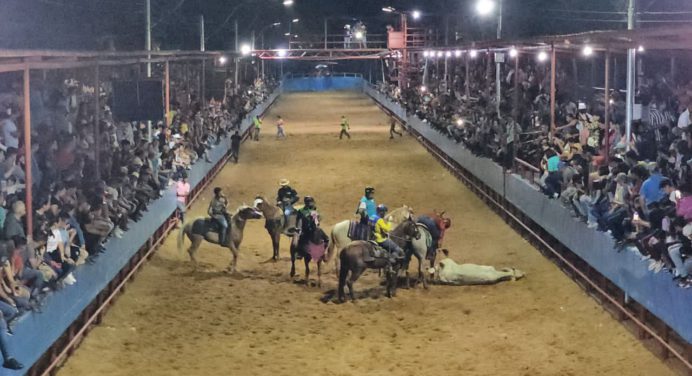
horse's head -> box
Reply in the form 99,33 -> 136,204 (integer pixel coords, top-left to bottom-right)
235,205 -> 263,221
404,218 -> 421,240
253,196 -> 266,209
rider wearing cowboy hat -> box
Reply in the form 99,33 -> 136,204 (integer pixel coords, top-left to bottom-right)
277,179 -> 299,217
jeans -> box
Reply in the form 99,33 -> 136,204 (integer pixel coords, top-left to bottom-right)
0,301 -> 16,361
668,244 -> 692,278
378,239 -> 404,259
213,214 -> 228,243
577,195 -> 596,224
21,268 -> 44,295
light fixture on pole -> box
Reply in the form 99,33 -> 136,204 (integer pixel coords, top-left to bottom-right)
582,45 -> 594,57
240,44 -> 252,56
218,56 -> 227,65
509,48 -> 518,58
382,6 -> 395,13
277,49 -> 288,58
283,0 -> 294,6
469,49 -> 478,58
411,10 -> 421,20
537,51 -> 548,62
475,0 -> 496,16
637,45 -> 645,52
454,50 -> 462,57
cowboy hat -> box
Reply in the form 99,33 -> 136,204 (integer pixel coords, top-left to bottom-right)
279,179 -> 290,186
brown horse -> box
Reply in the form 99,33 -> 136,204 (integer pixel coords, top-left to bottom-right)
337,218 -> 420,302
253,196 -> 299,260
177,205 -> 263,273
290,226 -> 330,287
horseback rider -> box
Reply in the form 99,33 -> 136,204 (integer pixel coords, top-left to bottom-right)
208,187 -> 229,245
357,186 -> 376,225
372,204 -> 405,264
276,179 -> 299,217
295,196 -> 321,259
416,212 -> 452,264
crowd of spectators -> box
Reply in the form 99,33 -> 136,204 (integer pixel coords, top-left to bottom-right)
0,71 -> 276,331
377,53 -> 692,289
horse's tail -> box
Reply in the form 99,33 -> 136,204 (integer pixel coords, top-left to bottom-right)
177,220 -> 188,253
337,249 -> 349,299
325,227 -> 337,263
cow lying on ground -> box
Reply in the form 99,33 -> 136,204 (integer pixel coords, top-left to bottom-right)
428,250 -> 525,285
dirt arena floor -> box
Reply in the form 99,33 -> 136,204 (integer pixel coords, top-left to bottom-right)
58,92 -> 674,376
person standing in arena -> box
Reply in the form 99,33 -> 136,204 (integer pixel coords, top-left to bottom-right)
252,115 -> 262,141
339,115 -> 351,140
230,130 -> 241,163
389,117 -> 403,139
276,115 -> 286,140
175,173 -> 190,226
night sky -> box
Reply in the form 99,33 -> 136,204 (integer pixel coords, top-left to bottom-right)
1,0 -> 690,51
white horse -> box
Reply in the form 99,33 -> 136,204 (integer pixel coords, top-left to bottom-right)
325,206 -> 414,270
429,252 -> 525,285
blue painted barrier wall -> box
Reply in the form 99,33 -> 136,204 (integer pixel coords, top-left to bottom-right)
4,89 -> 280,376
282,76 -> 364,92
363,84 -> 692,345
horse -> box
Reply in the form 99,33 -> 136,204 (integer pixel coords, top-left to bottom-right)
401,209 -> 451,289
177,205 -> 263,273
290,226 -> 329,287
429,250 -> 525,285
253,196 -> 299,261
337,218 -> 421,302
326,205 -> 414,271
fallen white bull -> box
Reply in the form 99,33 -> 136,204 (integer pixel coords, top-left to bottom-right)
429,256 -> 525,285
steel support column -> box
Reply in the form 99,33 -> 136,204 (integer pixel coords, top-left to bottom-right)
23,66 -> 33,240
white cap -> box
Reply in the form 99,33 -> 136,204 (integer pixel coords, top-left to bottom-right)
684,223 -> 692,238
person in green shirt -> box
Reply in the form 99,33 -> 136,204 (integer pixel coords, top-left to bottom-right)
252,115 -> 262,141
339,115 -> 351,140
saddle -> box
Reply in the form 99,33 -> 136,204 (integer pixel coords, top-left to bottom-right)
363,241 -> 390,263
348,220 -> 372,241
195,214 -> 231,238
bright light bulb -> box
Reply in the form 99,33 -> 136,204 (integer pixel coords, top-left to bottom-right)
456,119 -> 464,126
445,51 -> 452,58
412,10 -> 421,20
637,45 -> 645,52
277,49 -> 288,58
420,86 -> 427,92
476,0 -> 496,16
436,51 -> 444,57
582,45 -> 594,56
283,0 -> 293,6
537,51 -> 548,62
240,44 -> 252,55
423,51 -> 430,57
454,50 -> 462,57
355,31 -> 363,40
469,49 -> 478,58
509,48 -> 518,58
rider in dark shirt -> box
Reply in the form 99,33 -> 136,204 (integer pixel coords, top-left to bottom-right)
276,179 -> 299,216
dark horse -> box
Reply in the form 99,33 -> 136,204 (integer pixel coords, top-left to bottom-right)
178,205 -> 263,273
253,196 -> 298,260
338,218 -> 421,302
290,226 -> 330,287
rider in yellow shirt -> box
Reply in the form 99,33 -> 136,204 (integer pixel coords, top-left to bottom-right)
373,205 -> 404,260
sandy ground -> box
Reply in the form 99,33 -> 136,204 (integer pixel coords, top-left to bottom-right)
58,92 -> 673,376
